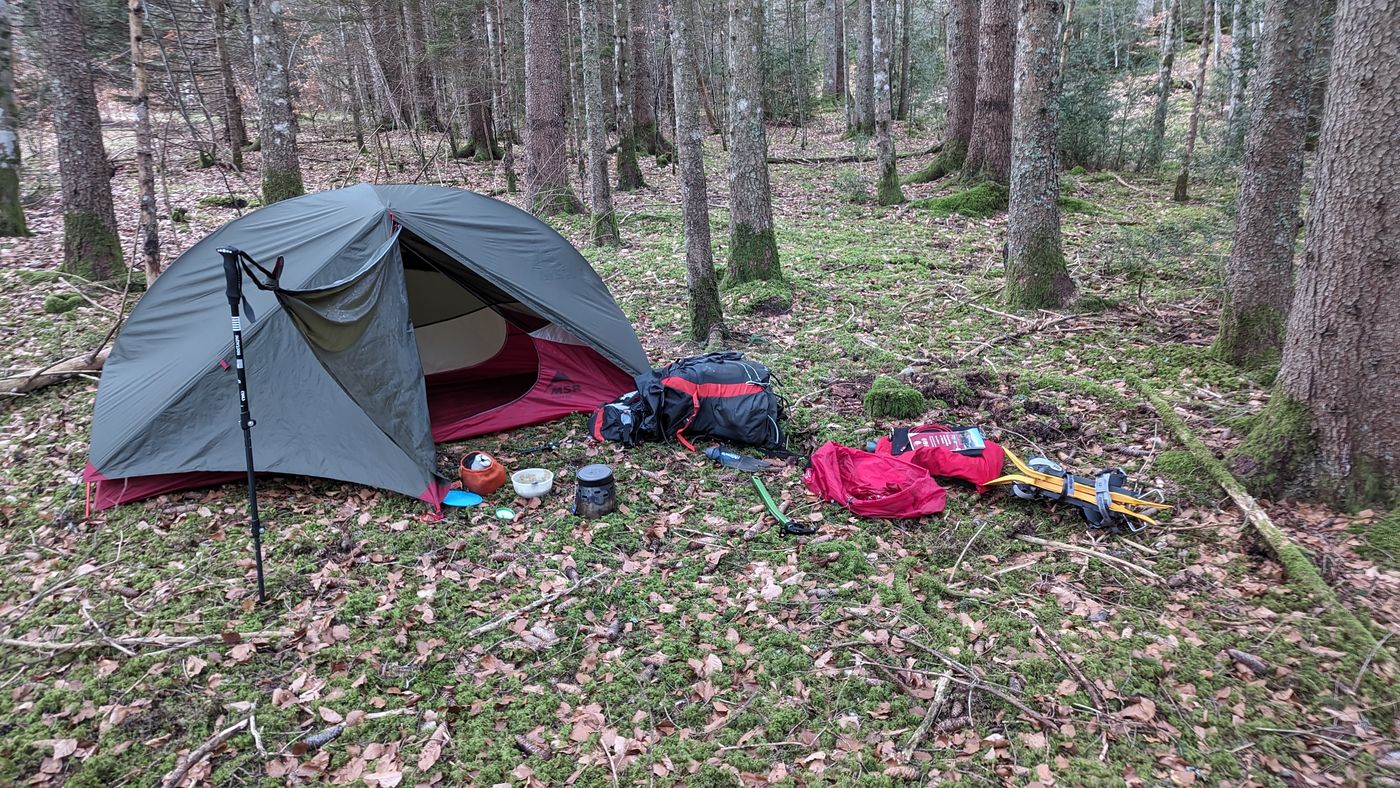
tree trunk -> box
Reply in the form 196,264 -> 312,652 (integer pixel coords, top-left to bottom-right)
614,0 -> 647,188
1006,0 -> 1076,309
823,0 -> 846,100
0,0 -> 27,236
338,15 -> 368,154
1172,0 -> 1212,201
38,0 -> 121,280
579,0 -> 619,244
963,0 -> 1015,183
486,0 -> 519,192
873,0 -> 903,204
1136,0 -> 1155,24
908,0 -> 979,182
568,0 -> 588,187
895,0 -> 913,120
1224,0 -> 1251,152
1141,0 -> 1180,171
671,0 -> 724,341
524,0 -> 582,215
631,0 -> 671,154
129,0 -> 160,281
1212,0 -> 1222,65
725,0 -> 782,285
853,0 -> 875,133
209,0 -> 247,170
1233,0 -> 1399,510
1215,0 -> 1323,368
402,0 -> 438,129
249,0 -> 304,204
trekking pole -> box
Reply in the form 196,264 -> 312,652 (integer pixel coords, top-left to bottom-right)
218,246 -> 267,603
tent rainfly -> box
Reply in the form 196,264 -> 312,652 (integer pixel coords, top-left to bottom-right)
86,184 -> 649,510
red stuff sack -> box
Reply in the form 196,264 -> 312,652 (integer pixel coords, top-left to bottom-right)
804,442 -> 947,519
874,424 -> 1006,491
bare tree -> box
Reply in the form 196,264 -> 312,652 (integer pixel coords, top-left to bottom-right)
524,0 -> 582,215
486,0 -> 519,191
823,0 -> 846,100
1141,0 -> 1180,171
579,0 -> 619,243
402,0 -> 438,129
39,0 -> 121,280
873,0 -> 903,204
726,0 -> 782,284
671,0 -> 724,341
908,0 -> 979,182
1173,0 -> 1212,201
1233,0 -> 1399,508
1216,0 -> 1324,368
614,0 -> 647,189
249,0 -> 304,203
963,0 -> 1015,183
209,0 -> 248,169
853,0 -> 875,133
631,0 -> 671,154
129,0 -> 160,281
1224,0 -> 1252,152
0,0 -> 26,236
1006,0 -> 1076,308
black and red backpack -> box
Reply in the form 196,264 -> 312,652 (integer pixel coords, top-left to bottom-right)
591,352 -> 787,451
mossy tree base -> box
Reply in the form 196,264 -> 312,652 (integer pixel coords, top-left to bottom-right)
724,223 -> 781,287
261,168 -> 305,205
724,278 -> 794,315
634,121 -> 673,156
911,181 -> 1008,218
903,140 -> 966,185
864,375 -> 926,419
615,133 -> 646,191
877,166 -> 904,206
1215,300 -> 1285,371
1005,229 -> 1077,310
529,188 -> 582,217
1228,391 -> 1316,501
0,168 -> 28,236
61,211 -> 122,281
590,210 -> 620,247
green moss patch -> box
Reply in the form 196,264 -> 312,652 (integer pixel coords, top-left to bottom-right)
1354,509 -> 1400,571
724,278 -> 794,315
863,375 -> 926,420
912,181 -> 1008,218
42,293 -> 84,314
1229,392 -> 1315,500
197,194 -> 251,209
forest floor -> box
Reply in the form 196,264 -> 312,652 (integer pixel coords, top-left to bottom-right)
2,110 -> 1398,787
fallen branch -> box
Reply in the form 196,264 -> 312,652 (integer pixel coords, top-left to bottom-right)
901,671 -> 950,759
159,716 -> 249,788
1013,534 -> 1161,581
2,628 -> 296,656
1129,375 -> 1388,664
767,141 -> 942,165
957,314 -> 1076,363
467,571 -> 611,637
0,346 -> 112,396
1025,614 -> 1106,711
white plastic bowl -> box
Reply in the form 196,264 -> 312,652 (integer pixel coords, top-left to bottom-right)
511,467 -> 554,499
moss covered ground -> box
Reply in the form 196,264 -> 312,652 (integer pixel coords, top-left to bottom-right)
1,111 -> 1396,786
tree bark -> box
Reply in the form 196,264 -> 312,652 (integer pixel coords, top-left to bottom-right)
1006,0 -> 1076,309
579,0 -> 619,244
1233,0 -> 1399,509
129,0 -> 160,281
1141,0 -> 1180,171
524,0 -> 582,215
486,0 -> 519,192
907,0 -> 979,182
465,6 -> 501,161
631,0 -> 671,154
402,0 -> 439,129
38,0 -> 121,280
853,0 -> 875,133
895,0 -> 913,120
1172,0 -> 1212,201
249,0 -> 304,204
1216,0 -> 1324,368
726,0 -> 782,285
823,0 -> 847,100
963,0 -> 1015,183
614,0 -> 647,188
1224,0 -> 1251,152
209,0 -> 248,170
873,0 -> 903,204
0,0 -> 26,236
671,0 -> 724,341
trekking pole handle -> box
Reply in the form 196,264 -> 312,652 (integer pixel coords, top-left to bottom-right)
218,247 -> 243,307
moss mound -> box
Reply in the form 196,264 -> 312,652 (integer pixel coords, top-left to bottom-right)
912,181 -> 1008,218
863,375 -> 926,420
43,293 -> 84,314
725,278 -> 794,315
198,194 -> 251,209
1355,509 -> 1400,571
1058,195 -> 1103,214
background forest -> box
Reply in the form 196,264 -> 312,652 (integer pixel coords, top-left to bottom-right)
0,0 -> 1397,784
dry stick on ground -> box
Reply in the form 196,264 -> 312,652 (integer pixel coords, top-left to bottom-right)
1023,613 -> 1106,711
158,716 -> 250,788
1130,375 -> 1388,663
1013,534 -> 1162,581
0,346 -> 113,397
767,141 -> 942,165
957,314 -> 1077,363
466,571 -> 612,637
2,628 -> 296,656
901,671 -> 950,760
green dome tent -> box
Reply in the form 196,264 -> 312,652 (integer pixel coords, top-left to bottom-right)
85,184 -> 648,510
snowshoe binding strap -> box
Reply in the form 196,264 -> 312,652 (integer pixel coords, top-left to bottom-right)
987,447 -> 1169,532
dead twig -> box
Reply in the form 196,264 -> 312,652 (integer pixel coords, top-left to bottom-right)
467,571 -> 611,637
1013,534 -> 1162,581
2,628 -> 296,656
1024,614 -> 1106,711
159,716 -> 249,788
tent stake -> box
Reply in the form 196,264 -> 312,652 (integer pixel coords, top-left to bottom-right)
219,246 -> 267,603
